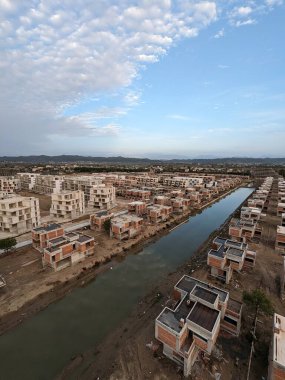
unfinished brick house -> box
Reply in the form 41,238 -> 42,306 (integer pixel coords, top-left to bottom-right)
277,203 -> 285,217
240,206 -> 262,223
50,190 -> 85,220
170,198 -> 191,213
128,201 -> 147,216
32,223 -> 64,251
229,218 -> 262,242
147,204 -> 172,223
247,198 -> 265,210
276,226 -> 285,254
88,184 -> 116,210
110,214 -> 143,240
90,210 -> 113,231
42,232 -> 95,271
125,188 -> 151,201
0,195 -> 41,234
155,276 -> 242,377
268,313 -> 285,380
207,237 -> 256,284
154,195 -> 171,206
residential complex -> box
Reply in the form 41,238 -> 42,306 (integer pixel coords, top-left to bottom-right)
155,276 -> 242,376
0,195 -> 41,234
50,190 -> 85,220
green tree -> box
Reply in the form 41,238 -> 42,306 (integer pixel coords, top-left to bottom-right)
243,289 -> 273,315
0,237 -> 17,253
103,219 -> 111,234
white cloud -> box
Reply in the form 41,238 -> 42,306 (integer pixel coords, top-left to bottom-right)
265,0 -> 283,6
235,6 -> 252,17
218,64 -> 229,69
235,18 -> 256,27
214,28 -> 224,38
167,114 -> 191,121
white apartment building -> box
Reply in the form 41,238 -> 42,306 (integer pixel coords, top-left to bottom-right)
88,185 -> 116,210
0,176 -> 20,194
162,176 -> 204,188
0,195 -> 41,234
34,175 -> 64,194
17,173 -> 39,191
62,175 -> 104,202
50,190 -> 85,220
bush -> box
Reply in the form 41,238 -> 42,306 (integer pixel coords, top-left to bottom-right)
0,237 -> 17,253
243,289 -> 273,315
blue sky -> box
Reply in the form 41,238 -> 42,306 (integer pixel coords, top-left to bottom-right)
0,0 -> 284,158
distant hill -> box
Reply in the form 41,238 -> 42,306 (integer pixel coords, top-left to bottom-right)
0,155 -> 285,165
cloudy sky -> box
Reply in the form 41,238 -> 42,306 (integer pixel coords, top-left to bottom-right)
0,0 -> 284,158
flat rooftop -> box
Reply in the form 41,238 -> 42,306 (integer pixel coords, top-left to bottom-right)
191,285 -> 218,305
188,302 -> 219,332
77,234 -> 93,243
175,276 -> 228,303
277,226 -> 285,235
273,313 -> 285,368
34,223 -> 61,233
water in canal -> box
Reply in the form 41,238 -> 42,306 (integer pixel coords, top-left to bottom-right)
0,187 -> 253,380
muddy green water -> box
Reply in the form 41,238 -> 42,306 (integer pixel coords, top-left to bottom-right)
0,187 -> 253,380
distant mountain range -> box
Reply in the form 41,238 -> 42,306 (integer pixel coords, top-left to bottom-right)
0,155 -> 285,165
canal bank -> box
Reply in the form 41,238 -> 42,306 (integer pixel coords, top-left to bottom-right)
0,187 -> 253,380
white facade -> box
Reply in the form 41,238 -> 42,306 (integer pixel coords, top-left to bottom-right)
17,173 -> 39,191
50,190 -> 85,220
0,176 -> 20,193
34,175 -> 64,194
88,184 -> 116,210
0,195 -> 41,234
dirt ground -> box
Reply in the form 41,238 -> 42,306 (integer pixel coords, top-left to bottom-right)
18,190 -> 52,216
55,181 -> 285,380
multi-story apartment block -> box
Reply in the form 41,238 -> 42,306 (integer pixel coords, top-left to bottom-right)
50,190 -> 85,220
42,232 -> 95,271
0,195 -> 41,234
207,237 -> 256,284
276,226 -> 285,254
229,218 -> 262,242
110,214 -> 143,240
88,184 -> 116,210
147,204 -> 172,223
268,313 -> 285,380
17,173 -> 39,191
32,223 -> 64,251
62,175 -> 103,202
90,210 -> 114,231
33,175 -> 64,194
136,176 -> 159,186
0,176 -> 20,193
128,201 -> 147,216
155,276 -> 242,377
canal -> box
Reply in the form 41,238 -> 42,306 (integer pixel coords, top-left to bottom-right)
0,187 -> 253,380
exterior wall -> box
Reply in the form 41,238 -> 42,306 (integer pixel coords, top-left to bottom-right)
50,190 -> 85,220
0,176 -> 20,193
88,185 -> 116,210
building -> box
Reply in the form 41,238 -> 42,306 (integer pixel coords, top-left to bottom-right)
240,206 -> 262,223
0,195 -> 41,234
154,195 -> 171,206
275,226 -> 285,254
17,173 -> 39,191
33,175 -> 64,194
110,214 -> 143,240
229,218 -> 262,242
282,213 -> 285,227
62,175 -> 104,202
128,201 -> 147,216
50,190 -> 85,220
207,237 -> 256,284
42,232 -> 95,271
268,313 -> 285,380
32,223 -> 64,251
88,184 -> 116,210
0,176 -> 20,193
155,275 -> 242,377
125,189 -> 151,201
277,203 -> 285,217
170,198 -> 191,213
147,204 -> 172,223
90,210 -> 113,231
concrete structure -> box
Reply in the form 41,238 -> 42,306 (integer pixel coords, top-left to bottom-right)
32,223 -> 64,251
229,218 -> 262,242
268,313 -> 285,380
0,195 -> 41,234
50,190 -> 85,220
147,204 -> 172,223
154,195 -> 171,206
128,201 -> 147,216
240,206 -> 262,223
170,198 -> 191,213
207,237 -> 256,284
110,214 -> 143,240
90,210 -> 113,231
155,276 -> 242,377
277,203 -> 285,217
276,226 -> 285,254
34,175 -> 64,194
88,184 -> 116,210
0,176 -> 20,193
62,175 -> 104,202
125,189 -> 151,201
42,232 -> 95,271
282,213 -> 285,227
17,173 -> 39,190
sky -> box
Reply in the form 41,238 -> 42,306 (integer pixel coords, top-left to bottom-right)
0,0 -> 284,158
